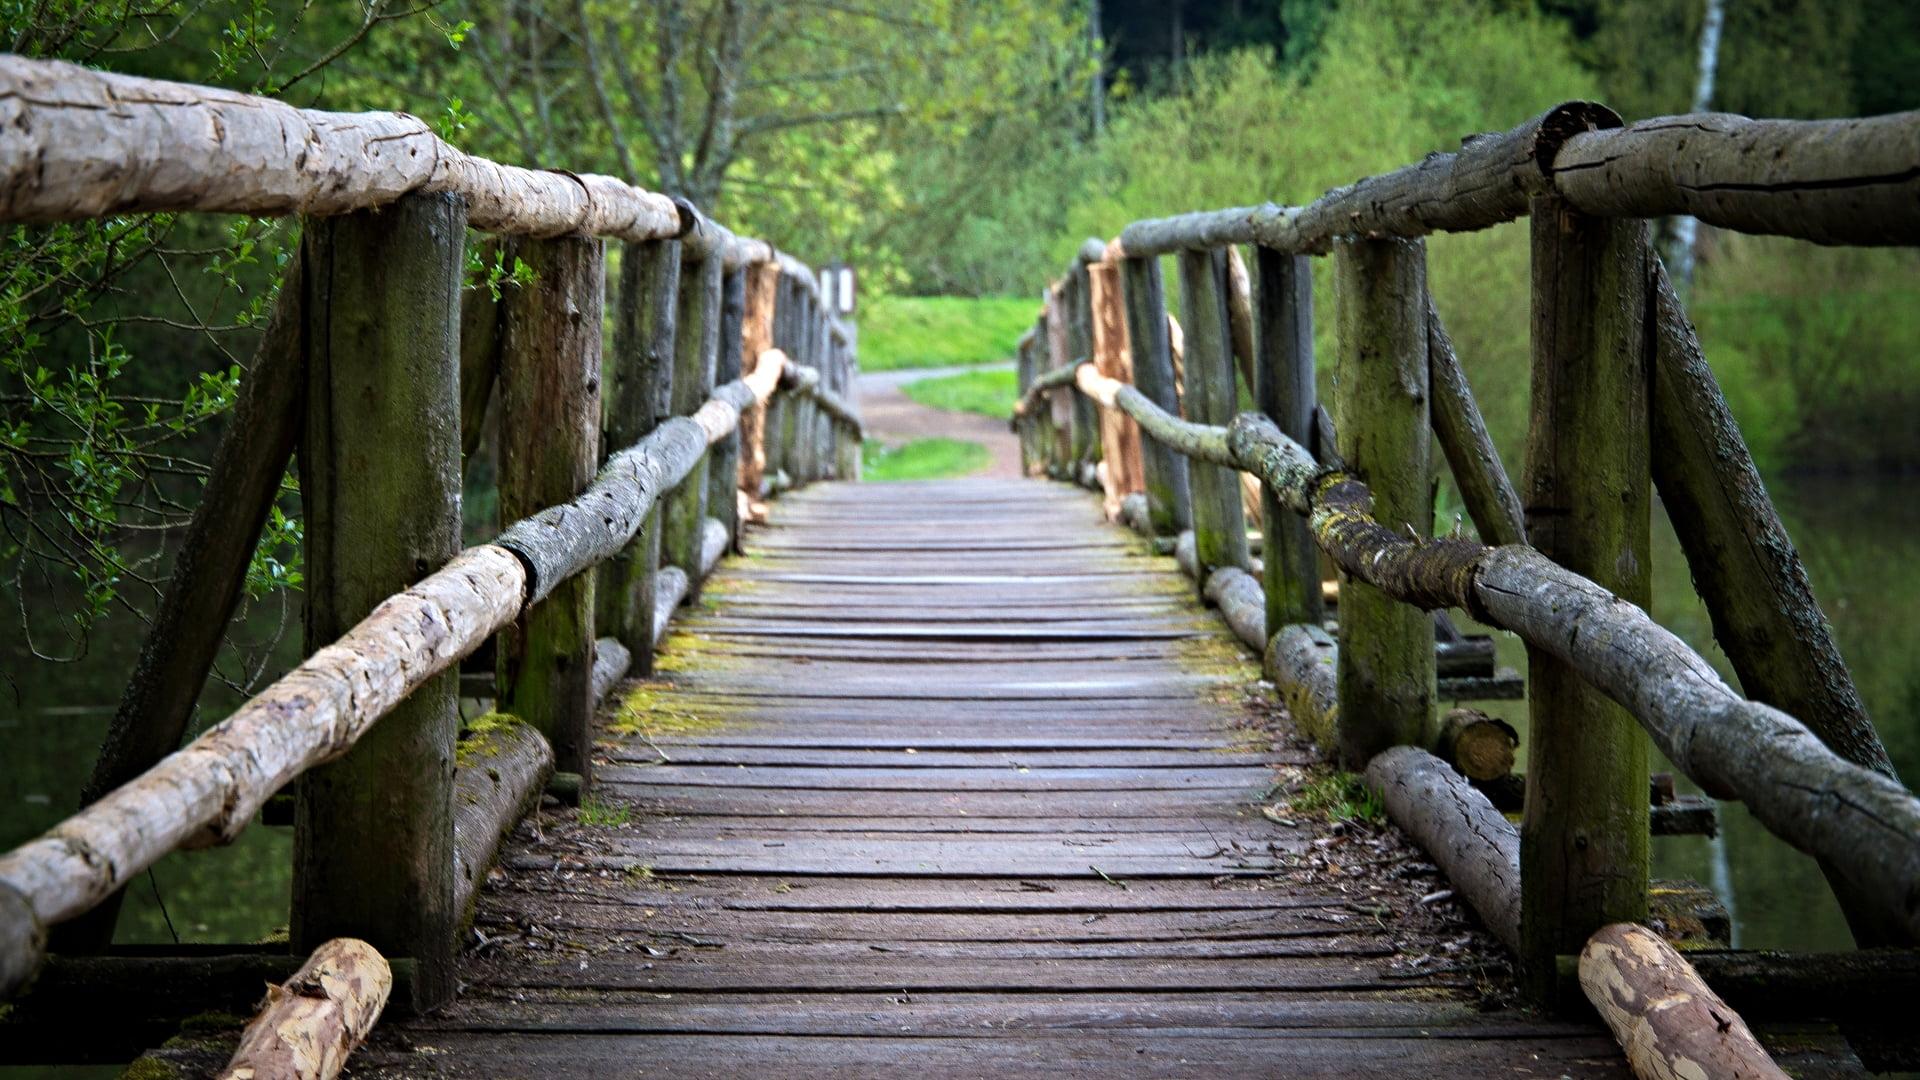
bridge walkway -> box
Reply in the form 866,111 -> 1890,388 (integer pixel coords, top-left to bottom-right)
363,478 -> 1649,1077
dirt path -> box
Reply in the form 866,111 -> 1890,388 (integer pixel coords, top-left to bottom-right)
856,363 -> 1022,478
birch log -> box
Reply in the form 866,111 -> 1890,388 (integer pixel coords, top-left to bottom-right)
1579,923 -> 1788,1080
217,938 -> 391,1080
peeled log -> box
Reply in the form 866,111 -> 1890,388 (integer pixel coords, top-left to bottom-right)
1580,923 -> 1788,1080
1434,707 -> 1520,781
217,938 -> 391,1080
1364,746 -> 1521,954
451,716 -> 554,925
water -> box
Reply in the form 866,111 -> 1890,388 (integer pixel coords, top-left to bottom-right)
1,477 -> 1915,960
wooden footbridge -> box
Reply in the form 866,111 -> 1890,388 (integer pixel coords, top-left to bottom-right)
4,56 -> 1920,1078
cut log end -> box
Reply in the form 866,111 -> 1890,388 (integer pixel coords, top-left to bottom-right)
217,937 -> 391,1080
1435,707 -> 1520,781
1579,922 -> 1788,1080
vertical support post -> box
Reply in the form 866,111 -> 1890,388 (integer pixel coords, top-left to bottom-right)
1015,332 -> 1036,475
292,192 -> 464,1010
1331,237 -> 1433,770
664,251 -> 721,592
598,238 -> 679,672
761,276 -> 792,491
1253,247 -> 1323,629
1520,198 -> 1651,990
1122,256 -> 1192,536
1065,266 -> 1099,479
709,264 -> 746,545
497,235 -> 605,784
1175,248 -> 1248,583
834,333 -> 861,480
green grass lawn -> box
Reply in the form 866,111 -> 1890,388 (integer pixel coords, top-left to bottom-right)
900,367 -> 1019,419
859,296 -> 1034,371
861,438 -> 991,481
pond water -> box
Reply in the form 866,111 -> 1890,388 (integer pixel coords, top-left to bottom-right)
1,477 -> 1914,964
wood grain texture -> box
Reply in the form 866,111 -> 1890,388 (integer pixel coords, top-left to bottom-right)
352,477 -> 1732,1078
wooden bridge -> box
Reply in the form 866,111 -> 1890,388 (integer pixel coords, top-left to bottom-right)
3,55 -> 1920,1079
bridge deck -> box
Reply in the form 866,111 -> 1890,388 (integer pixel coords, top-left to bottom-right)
363,479 -> 1704,1076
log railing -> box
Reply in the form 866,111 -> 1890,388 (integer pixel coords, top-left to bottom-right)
0,52 -> 862,1035
1012,100 -> 1920,1067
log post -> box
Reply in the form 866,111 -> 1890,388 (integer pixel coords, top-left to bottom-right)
597,238 -> 679,675
1520,197 -> 1652,992
738,263 -> 779,510
761,275 -> 793,491
496,234 -> 605,787
59,260 -> 307,954
664,249 -> 720,590
1647,262 -> 1908,946
1064,264 -> 1100,477
1015,330 -> 1036,474
293,192 -> 464,1010
1121,256 -> 1192,535
217,937 -> 391,1080
1579,923 -> 1789,1080
709,264 -> 746,545
835,335 -> 863,480
1088,260 -> 1144,519
1175,248 -> 1249,585
1330,237 -> 1433,768
1252,246 -> 1323,629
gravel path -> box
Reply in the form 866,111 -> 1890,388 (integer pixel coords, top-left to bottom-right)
855,362 -> 1022,479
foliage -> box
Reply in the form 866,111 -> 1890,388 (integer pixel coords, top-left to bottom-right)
860,438 -> 990,482
1286,770 -> 1386,826
859,296 -> 1035,371
901,368 -> 1019,419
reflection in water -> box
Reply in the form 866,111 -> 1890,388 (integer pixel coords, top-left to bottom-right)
0,478 -> 1915,963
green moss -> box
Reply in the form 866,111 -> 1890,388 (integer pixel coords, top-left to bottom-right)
455,711 -> 527,768
608,682 -> 733,738
1284,769 -> 1386,826
122,1057 -> 183,1080
578,797 -> 632,827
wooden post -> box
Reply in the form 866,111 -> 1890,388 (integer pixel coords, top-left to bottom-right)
292,192 -> 464,1011
1252,247 -> 1323,629
1174,248 -> 1249,584
1330,237 -> 1433,769
496,235 -> 605,786
1122,256 -> 1192,535
1520,197 -> 1652,992
1015,332 -> 1037,475
1065,266 -> 1099,479
598,238 -> 679,672
761,277 -> 792,491
834,335 -> 862,480
664,251 -> 720,588
709,264 -> 746,545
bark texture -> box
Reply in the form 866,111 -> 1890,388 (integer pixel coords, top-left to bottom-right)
1267,624 -> 1340,748
217,938 -> 391,1080
451,716 -> 554,926
1175,248 -> 1249,580
1552,111 -> 1920,247
1120,258 -> 1192,535
1252,247 -> 1323,630
1365,746 -> 1522,954
0,56 -> 680,239
1521,199 -> 1652,977
1202,567 -> 1266,654
1579,923 -> 1788,1080
1428,297 -> 1525,547
292,194 -> 464,1009
1087,261 -> 1144,520
1332,237 -> 1433,769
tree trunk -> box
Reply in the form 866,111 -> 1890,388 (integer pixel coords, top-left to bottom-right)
217,938 -> 392,1080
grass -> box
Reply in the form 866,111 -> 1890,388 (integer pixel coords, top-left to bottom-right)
901,367 -> 1018,419
859,295 -> 1034,371
577,797 -> 632,827
1286,771 -> 1386,826
861,437 -> 991,481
